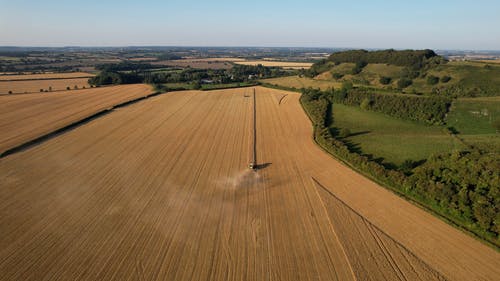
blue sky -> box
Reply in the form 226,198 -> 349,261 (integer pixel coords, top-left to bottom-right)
1,0 -> 499,49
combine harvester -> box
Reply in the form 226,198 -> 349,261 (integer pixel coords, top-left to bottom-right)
249,88 -> 257,171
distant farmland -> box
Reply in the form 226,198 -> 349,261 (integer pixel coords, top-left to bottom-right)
234,60 -> 313,69
0,72 -> 95,94
152,59 -> 233,69
0,72 -> 94,81
0,78 -> 91,94
0,87 -> 498,280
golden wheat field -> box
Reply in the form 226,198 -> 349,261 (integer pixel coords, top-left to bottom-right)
476,59 -> 500,64
0,78 -> 92,94
181,57 -> 246,62
0,84 -> 153,154
0,87 -> 498,280
0,72 -> 94,81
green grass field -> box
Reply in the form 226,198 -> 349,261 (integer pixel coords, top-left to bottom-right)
461,134 -> 500,152
362,63 -> 403,77
445,96 -> 500,151
331,103 -> 464,166
163,82 -> 193,90
260,75 -> 342,90
446,96 -> 500,134
319,63 -> 355,78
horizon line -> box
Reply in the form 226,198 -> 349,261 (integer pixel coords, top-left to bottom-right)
1,45 -> 499,52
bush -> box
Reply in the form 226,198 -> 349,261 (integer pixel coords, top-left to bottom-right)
331,72 -> 344,79
192,81 -> 202,90
401,68 -> 420,79
360,98 -> 371,110
379,76 -> 392,85
427,75 -> 439,85
441,75 -> 452,83
493,118 -> 500,132
446,126 -> 459,134
399,159 -> 417,175
397,78 -> 413,89
66,86 -> 70,90
351,61 -> 368,74
8,91 -> 12,94
341,81 -> 353,91
339,128 -> 351,138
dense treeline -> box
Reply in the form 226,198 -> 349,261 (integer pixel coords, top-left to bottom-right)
143,64 -> 285,84
299,88 -> 499,247
437,78 -> 500,97
96,62 -> 155,72
408,150 -> 499,238
89,64 -> 289,87
88,62 -> 157,85
88,71 -> 142,85
327,49 -> 441,68
1,64 -> 77,73
144,69 -> 228,84
301,89 -> 330,128
156,53 -> 182,60
319,87 -> 451,124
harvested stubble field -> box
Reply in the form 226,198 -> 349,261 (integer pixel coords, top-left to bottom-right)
0,84 -> 153,154
0,78 -> 91,94
474,59 -> 500,64
0,72 -> 94,81
0,87 -> 498,280
180,57 -> 246,62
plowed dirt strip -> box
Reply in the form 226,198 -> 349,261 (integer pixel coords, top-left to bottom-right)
0,87 -> 498,281
0,84 -> 154,153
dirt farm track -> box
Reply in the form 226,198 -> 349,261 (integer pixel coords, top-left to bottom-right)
0,87 -> 498,280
